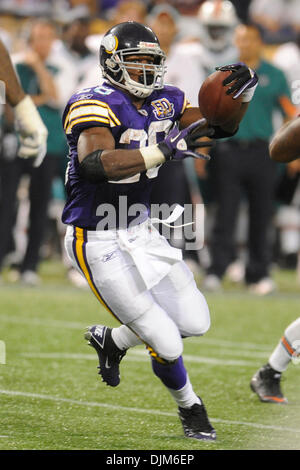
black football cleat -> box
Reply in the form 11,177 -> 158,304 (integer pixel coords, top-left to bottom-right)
178,399 -> 216,441
85,325 -> 126,387
250,363 -> 288,404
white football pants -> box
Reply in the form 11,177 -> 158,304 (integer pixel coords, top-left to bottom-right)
65,222 -> 210,362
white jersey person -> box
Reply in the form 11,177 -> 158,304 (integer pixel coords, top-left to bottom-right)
0,39 -> 47,166
197,0 -> 239,70
251,116 -> 300,403
62,21 -> 257,440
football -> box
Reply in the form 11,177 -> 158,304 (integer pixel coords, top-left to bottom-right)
198,70 -> 242,126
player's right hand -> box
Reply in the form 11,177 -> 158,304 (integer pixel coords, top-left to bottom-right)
158,118 -> 214,161
14,95 -> 48,167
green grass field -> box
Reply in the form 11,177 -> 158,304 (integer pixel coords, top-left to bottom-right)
1,261 -> 300,450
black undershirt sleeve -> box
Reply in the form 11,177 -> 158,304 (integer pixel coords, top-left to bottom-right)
212,125 -> 239,139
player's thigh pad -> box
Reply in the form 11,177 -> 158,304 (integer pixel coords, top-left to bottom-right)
151,261 -> 211,337
65,227 -> 154,324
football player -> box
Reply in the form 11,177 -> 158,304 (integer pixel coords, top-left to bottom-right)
251,116 -> 300,404
269,115 -> 300,164
62,21 -> 258,441
250,317 -> 300,404
0,38 -> 47,166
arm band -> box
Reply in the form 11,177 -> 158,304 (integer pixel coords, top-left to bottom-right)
79,149 -> 108,183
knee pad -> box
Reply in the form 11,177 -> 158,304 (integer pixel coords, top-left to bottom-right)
174,285 -> 211,337
152,261 -> 211,338
128,304 -> 183,362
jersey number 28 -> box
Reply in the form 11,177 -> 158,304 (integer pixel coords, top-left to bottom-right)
111,119 -> 173,184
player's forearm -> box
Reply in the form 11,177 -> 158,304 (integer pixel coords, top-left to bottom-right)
0,40 -> 25,106
81,146 -> 166,183
269,119 -> 300,163
102,148 -> 148,180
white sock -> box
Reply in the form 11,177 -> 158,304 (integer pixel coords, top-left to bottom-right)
111,325 -> 143,350
269,342 -> 291,372
269,318 -> 300,372
167,375 -> 201,408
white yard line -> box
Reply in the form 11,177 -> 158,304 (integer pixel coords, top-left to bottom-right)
20,350 -> 266,367
1,314 -> 84,330
0,389 -> 299,435
202,349 -> 270,359
185,337 -> 273,351
2,314 -> 274,353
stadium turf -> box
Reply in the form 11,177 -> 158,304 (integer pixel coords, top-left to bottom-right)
0,261 -> 300,450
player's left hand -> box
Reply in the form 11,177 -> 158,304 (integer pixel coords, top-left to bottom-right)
159,118 -> 215,161
216,62 -> 258,102
14,95 -> 48,167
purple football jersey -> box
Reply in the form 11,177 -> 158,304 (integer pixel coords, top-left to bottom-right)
62,81 -> 190,229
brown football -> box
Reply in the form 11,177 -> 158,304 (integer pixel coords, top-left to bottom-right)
198,70 -> 242,126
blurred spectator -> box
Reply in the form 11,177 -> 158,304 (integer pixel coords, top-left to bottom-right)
272,33 -> 300,93
249,0 -> 300,44
15,20 -> 79,108
147,4 -> 179,56
148,2 -> 205,103
152,0 -> 239,41
86,0 -> 147,53
83,0 -> 148,86
170,0 -> 205,41
0,19 -> 71,286
197,0 -> 239,68
202,23 -> 297,295
56,16 -> 100,90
